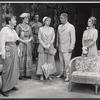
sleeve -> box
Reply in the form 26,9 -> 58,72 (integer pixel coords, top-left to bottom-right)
29,26 -> 33,37
50,28 -> 55,44
14,30 -> 20,40
16,24 -> 21,36
70,25 -> 76,50
56,26 -> 59,47
93,30 -> 98,42
38,28 -> 46,48
0,28 -> 7,56
29,26 -> 34,41
82,31 -> 85,47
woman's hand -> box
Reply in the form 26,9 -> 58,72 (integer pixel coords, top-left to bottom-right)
47,44 -> 51,48
82,46 -> 88,55
2,55 -> 5,60
44,44 -> 51,49
82,46 -> 87,51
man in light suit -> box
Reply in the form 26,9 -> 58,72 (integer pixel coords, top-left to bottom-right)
56,13 -> 76,82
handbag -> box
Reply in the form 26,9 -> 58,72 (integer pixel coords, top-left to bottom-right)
44,47 -> 57,56
49,47 -> 57,56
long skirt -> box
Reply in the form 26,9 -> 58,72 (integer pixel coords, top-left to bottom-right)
19,42 -> 32,77
36,52 -> 56,75
2,42 -> 19,92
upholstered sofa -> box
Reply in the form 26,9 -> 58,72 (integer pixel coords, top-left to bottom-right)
68,55 -> 100,95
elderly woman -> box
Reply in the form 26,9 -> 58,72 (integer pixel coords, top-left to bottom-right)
82,16 -> 98,56
36,16 -> 56,81
0,14 -> 26,97
16,13 -> 33,79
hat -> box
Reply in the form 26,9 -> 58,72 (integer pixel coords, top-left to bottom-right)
20,13 -> 30,18
42,16 -> 48,23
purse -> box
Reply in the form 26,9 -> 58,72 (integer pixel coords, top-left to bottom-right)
49,48 -> 57,56
44,47 -> 57,56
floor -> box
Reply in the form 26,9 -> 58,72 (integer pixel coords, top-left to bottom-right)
0,61 -> 100,98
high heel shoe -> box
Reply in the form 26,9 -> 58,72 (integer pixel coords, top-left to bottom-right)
57,72 -> 63,78
19,76 -> 23,80
40,75 -> 44,81
48,76 -> 52,80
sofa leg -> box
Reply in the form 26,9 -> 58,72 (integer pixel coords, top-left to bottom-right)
95,84 -> 98,95
68,81 -> 73,92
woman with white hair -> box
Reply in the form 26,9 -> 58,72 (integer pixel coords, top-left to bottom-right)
36,16 -> 56,80
16,13 -> 33,79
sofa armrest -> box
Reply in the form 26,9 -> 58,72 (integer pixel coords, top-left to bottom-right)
69,56 -> 81,78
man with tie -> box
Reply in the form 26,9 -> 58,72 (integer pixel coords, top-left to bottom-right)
56,13 -> 76,82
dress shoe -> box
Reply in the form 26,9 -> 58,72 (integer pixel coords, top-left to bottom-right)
1,90 -> 9,97
12,87 -> 18,91
48,76 -> 52,80
65,77 -> 69,82
19,76 -> 23,80
40,75 -> 44,81
57,73 -> 63,78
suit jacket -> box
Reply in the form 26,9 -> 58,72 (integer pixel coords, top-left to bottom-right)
57,22 -> 76,53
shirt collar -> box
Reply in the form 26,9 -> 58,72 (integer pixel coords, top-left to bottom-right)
63,22 -> 69,26
7,25 -> 14,30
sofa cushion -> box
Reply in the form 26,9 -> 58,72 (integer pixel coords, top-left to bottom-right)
71,71 -> 99,84
75,56 -> 100,72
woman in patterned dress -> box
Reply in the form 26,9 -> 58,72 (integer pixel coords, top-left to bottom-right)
16,13 -> 33,79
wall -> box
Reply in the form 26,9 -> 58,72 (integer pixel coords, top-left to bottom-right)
91,8 -> 100,50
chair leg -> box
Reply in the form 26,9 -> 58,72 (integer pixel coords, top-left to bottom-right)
68,81 -> 73,92
95,84 -> 98,95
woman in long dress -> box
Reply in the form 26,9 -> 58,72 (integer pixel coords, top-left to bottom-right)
82,16 -> 98,56
16,13 -> 33,79
0,14 -> 27,97
36,16 -> 56,80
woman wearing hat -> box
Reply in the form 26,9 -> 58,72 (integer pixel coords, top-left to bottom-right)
16,13 -> 33,79
36,16 -> 56,80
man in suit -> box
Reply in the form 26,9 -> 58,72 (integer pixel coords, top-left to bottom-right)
56,13 -> 76,82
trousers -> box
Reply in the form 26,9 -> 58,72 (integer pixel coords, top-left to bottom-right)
59,52 -> 71,77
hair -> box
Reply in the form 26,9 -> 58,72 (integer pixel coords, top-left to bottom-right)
61,13 -> 68,19
43,17 -> 51,25
89,16 -> 97,28
5,14 -> 16,24
34,13 -> 39,17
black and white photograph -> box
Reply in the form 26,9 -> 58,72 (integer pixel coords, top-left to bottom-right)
0,1 -> 100,99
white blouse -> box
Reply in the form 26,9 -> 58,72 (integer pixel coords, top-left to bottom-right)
0,26 -> 19,56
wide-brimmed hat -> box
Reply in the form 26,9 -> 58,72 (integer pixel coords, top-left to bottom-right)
20,13 -> 30,18
42,16 -> 48,23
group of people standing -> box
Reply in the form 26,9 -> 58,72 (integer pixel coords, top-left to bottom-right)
0,11 -> 98,97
